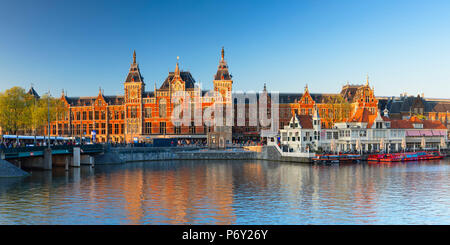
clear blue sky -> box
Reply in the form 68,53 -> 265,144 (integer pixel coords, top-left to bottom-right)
1,0 -> 449,98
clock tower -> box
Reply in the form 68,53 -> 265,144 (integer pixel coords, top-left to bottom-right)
209,47 -> 233,148
213,47 -> 233,103
124,50 -> 145,142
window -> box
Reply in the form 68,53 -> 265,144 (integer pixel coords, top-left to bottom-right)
76,112 -> 81,121
89,111 -> 93,120
159,98 -> 167,118
376,122 -> 383,129
114,124 -> 119,134
144,122 -> 152,135
360,130 -> 367,137
145,108 -> 152,118
101,111 -> 106,120
130,106 -> 138,118
95,111 -> 99,120
160,122 -> 166,134
189,122 -> 196,134
174,126 -> 181,134
82,111 -> 86,120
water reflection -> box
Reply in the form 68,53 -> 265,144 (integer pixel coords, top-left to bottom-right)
1,159 -> 450,224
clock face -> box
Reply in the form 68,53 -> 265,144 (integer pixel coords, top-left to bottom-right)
130,90 -> 137,99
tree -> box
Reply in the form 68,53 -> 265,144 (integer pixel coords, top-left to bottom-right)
322,95 -> 352,126
0,87 -> 34,135
35,93 -> 67,135
0,87 -> 67,136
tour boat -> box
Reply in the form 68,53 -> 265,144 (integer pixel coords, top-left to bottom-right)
312,154 -> 339,164
368,151 -> 444,162
312,154 -> 360,164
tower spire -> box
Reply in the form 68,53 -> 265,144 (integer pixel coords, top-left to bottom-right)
133,50 -> 136,64
366,74 -> 369,86
221,46 -> 224,61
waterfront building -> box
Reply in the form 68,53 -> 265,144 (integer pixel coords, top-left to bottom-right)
47,48 -> 232,143
41,49 -> 447,146
378,93 -> 450,138
270,105 -> 447,153
279,107 -> 321,152
235,79 -> 378,141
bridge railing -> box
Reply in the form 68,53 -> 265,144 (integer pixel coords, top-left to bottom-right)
0,144 -> 104,159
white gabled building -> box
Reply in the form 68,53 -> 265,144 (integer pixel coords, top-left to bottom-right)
268,106 -> 448,154
277,107 -> 322,153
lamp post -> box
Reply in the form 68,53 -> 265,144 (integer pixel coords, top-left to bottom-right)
47,90 -> 51,149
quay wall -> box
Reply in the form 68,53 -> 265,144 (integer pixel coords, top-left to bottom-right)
0,159 -> 30,177
95,146 -> 310,164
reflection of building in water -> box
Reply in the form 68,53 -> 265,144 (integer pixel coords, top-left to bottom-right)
87,162 -> 236,224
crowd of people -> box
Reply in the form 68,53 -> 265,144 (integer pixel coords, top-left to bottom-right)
0,137 -> 265,150
0,139 -> 81,149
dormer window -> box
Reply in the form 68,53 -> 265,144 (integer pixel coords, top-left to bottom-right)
385,122 -> 391,128
413,123 -> 423,129
376,122 -> 383,129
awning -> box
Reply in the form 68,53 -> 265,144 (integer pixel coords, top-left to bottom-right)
406,130 -> 421,137
432,130 -> 447,136
420,130 -> 433,137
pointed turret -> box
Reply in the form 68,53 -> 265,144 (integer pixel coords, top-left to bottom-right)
27,85 -> 40,99
221,46 -> 225,61
174,56 -> 180,76
214,47 -> 231,81
125,49 -> 144,84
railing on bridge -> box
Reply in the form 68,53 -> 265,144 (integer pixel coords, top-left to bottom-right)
0,144 -> 104,159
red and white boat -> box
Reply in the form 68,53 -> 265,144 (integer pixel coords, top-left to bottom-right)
368,151 -> 444,163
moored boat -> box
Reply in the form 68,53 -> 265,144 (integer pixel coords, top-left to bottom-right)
312,154 -> 360,163
369,151 -> 444,163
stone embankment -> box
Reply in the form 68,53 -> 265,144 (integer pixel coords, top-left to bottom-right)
94,145 -> 310,164
0,159 -> 30,177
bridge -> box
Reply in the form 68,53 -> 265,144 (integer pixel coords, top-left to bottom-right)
0,144 -> 104,170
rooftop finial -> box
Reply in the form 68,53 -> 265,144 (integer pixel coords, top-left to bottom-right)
366,74 -> 369,86
175,56 -> 180,75
221,46 -> 224,61
133,50 -> 136,64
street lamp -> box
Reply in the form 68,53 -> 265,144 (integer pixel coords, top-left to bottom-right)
47,90 -> 51,149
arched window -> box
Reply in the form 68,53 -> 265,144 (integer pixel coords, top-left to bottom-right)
159,98 -> 167,118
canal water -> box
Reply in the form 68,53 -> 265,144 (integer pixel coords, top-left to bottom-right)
1,159 -> 450,224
